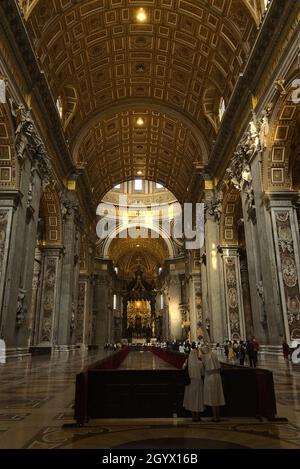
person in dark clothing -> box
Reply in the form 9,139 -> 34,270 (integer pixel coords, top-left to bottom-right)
238,340 -> 246,366
252,336 -> 260,366
224,341 -> 229,359
282,342 -> 290,360
246,339 -> 257,367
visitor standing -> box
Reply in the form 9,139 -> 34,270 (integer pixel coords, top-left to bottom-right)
183,346 -> 205,422
0,335 -> 6,365
202,345 -> 225,422
238,340 -> 246,366
252,336 -> 260,367
282,342 -> 290,361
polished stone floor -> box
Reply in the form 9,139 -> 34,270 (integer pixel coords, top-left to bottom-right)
119,351 -> 175,369
0,350 -> 299,449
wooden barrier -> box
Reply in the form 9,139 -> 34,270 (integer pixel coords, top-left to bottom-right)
74,348 -> 277,424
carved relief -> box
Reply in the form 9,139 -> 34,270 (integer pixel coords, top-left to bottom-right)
0,210 -> 9,280
223,256 -> 243,340
40,257 -> 57,343
226,110 -> 270,222
205,190 -> 223,223
9,100 -> 52,182
275,211 -> 300,339
76,281 -> 86,344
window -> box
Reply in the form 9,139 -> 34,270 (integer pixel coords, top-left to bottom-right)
114,184 -> 121,190
114,267 -> 119,275
219,97 -> 226,122
156,183 -> 163,189
56,96 -> 63,119
158,267 -> 163,275
160,294 -> 164,309
134,179 -> 143,191
113,294 -> 117,310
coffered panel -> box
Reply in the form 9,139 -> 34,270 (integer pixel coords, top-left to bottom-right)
23,0 -> 256,139
77,109 -> 202,202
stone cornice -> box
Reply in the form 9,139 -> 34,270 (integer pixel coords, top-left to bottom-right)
0,190 -> 23,209
207,0 -> 299,178
0,1 -> 96,222
0,1 -> 74,178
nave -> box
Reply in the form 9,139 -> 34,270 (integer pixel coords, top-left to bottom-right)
0,351 -> 299,449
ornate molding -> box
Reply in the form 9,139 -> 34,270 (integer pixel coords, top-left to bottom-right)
9,100 -> 51,182
205,190 -> 223,223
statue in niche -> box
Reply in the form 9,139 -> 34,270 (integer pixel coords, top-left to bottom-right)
259,111 -> 270,149
256,280 -> 266,322
16,289 -> 27,327
205,318 -> 211,342
70,302 -> 76,333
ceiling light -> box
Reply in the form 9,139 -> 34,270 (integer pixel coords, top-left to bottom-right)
136,117 -> 145,126
136,8 -> 147,22
136,244 -> 140,248
137,170 -> 143,176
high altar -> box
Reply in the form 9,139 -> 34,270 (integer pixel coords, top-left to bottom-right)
122,269 -> 160,341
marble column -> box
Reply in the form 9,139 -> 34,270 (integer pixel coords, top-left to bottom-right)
167,273 -> 182,340
122,294 -> 128,338
27,246 -> 42,347
239,189 -> 266,343
35,246 -> 63,349
240,251 -> 254,338
200,252 -> 210,342
267,193 -> 300,343
204,197 -> 227,343
250,153 -> 285,346
94,272 -> 111,345
0,150 -> 47,355
220,247 -> 246,341
55,191 -> 82,351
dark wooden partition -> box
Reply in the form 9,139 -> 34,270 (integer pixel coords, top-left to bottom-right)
74,348 -> 277,424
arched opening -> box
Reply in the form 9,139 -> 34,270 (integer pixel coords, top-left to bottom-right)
95,180 -> 181,343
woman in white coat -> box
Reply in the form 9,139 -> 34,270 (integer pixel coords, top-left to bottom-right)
183,346 -> 204,421
202,345 -> 225,422
0,335 -> 6,364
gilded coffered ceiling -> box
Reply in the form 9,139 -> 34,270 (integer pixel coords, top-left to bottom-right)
77,109 -> 205,202
108,236 -> 169,278
20,0 -> 259,201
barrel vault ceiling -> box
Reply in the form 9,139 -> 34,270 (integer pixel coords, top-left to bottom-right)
19,0 -> 258,203
107,236 -> 170,278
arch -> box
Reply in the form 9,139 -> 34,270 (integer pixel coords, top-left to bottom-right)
25,0 -> 257,147
72,100 -> 210,161
100,223 -> 176,261
39,186 -> 63,245
0,103 -> 17,190
18,0 -> 39,20
241,0 -> 265,26
60,85 -> 78,131
73,104 -> 208,204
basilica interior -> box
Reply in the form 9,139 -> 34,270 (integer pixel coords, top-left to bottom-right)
0,0 -> 300,451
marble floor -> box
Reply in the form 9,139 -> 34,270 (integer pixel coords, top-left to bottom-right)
118,351 -> 175,369
0,350 -> 299,449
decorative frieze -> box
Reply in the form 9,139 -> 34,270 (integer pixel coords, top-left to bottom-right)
0,209 -> 12,317
9,100 -> 51,182
205,190 -> 223,223
225,110 -> 270,222
222,251 -> 245,341
272,210 -> 300,340
39,257 -> 58,343
76,281 -> 87,344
